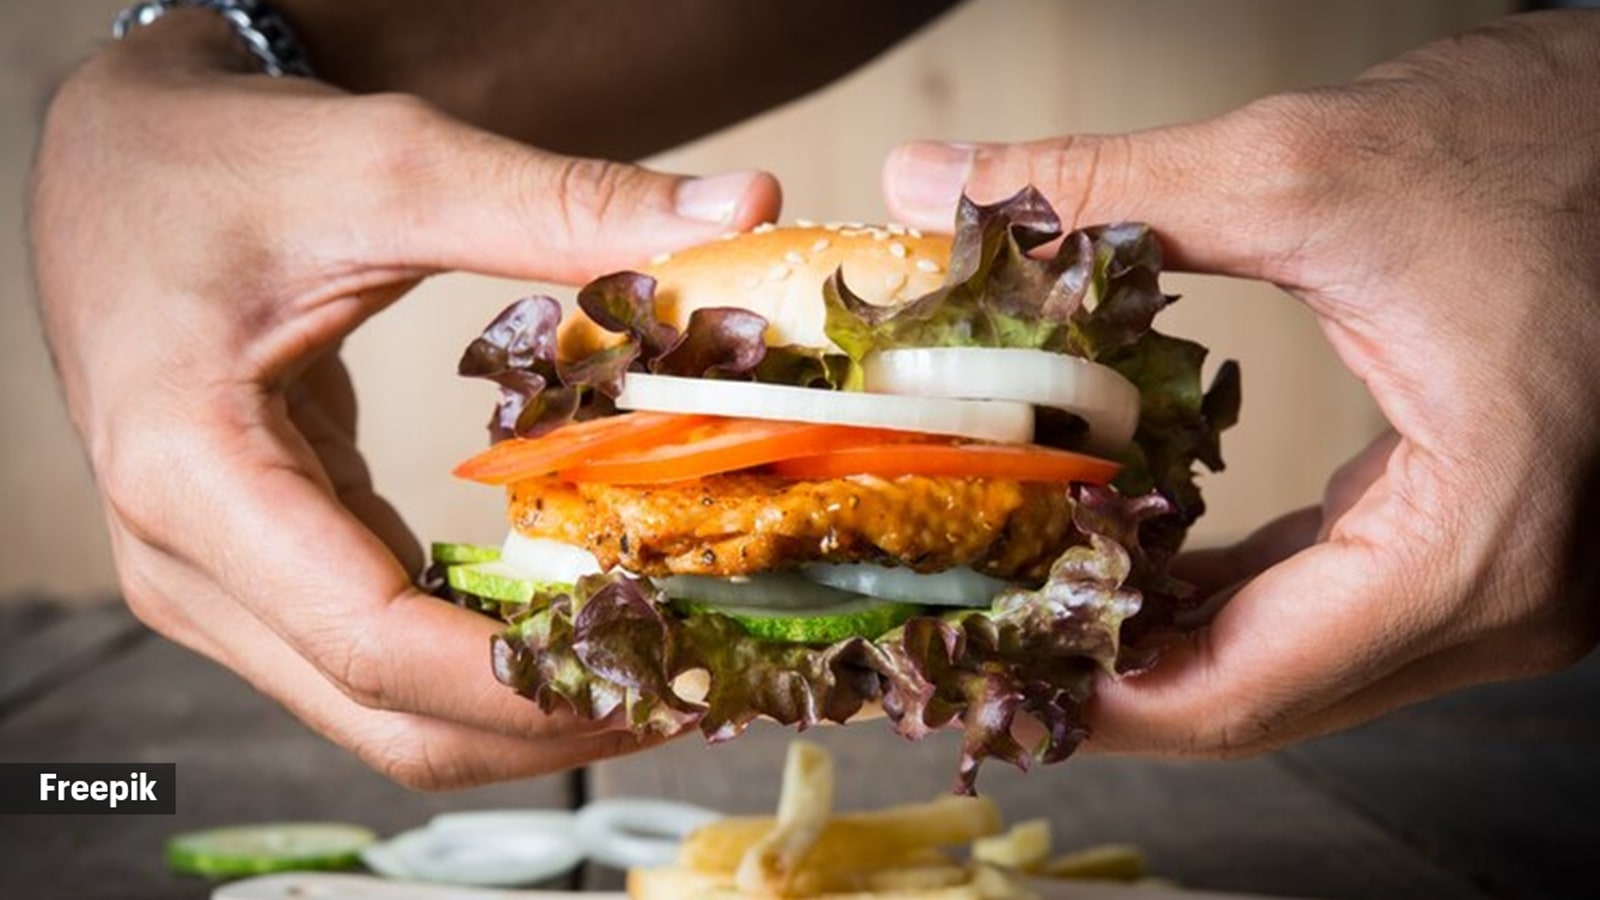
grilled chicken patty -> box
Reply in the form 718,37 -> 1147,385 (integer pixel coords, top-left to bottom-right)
508,473 -> 1079,582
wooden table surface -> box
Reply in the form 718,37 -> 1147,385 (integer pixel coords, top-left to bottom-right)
1,597 -> 1593,900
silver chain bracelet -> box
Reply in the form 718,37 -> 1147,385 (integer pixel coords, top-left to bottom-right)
112,0 -> 315,78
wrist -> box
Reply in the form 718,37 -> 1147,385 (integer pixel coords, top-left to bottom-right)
103,7 -> 261,77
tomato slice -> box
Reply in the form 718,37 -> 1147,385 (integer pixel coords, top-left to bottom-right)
769,442 -> 1121,484
559,419 -> 937,484
453,412 -> 712,485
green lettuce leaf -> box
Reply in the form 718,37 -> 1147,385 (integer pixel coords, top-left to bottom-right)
1108,337 -> 1241,556
471,483 -> 1161,795
824,187 -> 1081,357
459,275 -> 853,442
823,187 -> 1239,556
879,530 -> 1140,792
457,296 -> 586,440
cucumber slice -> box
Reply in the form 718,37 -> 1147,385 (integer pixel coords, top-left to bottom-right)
430,542 -> 501,566
681,596 -> 920,643
165,822 -> 376,878
801,562 -> 1007,608
655,572 -> 860,610
446,560 -> 570,605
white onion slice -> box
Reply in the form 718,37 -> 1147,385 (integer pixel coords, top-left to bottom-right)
575,798 -> 722,870
428,810 -> 575,836
614,373 -> 1033,443
802,563 -> 1009,608
655,572 -> 861,610
360,816 -> 583,887
500,532 -> 603,583
861,347 -> 1139,452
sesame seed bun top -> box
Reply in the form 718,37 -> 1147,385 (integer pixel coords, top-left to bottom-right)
558,222 -> 952,358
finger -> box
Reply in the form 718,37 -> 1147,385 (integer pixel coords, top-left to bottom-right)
219,599 -> 670,790
1125,614 -> 1577,758
293,348 -> 360,438
114,489 -> 614,746
1212,640 -> 1519,753
287,357 -> 425,575
115,526 -> 664,788
350,96 -> 782,284
1319,429 -> 1401,540
136,404 -> 618,740
882,97 -> 1334,281
1170,505 -> 1323,599
1084,532 -> 1455,757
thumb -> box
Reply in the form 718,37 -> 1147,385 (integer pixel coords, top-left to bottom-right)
882,98 -> 1326,281
368,101 -> 781,284
1088,534 -> 1441,756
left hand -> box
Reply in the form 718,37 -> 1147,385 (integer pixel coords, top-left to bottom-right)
883,10 -> 1600,756
30,13 -> 780,788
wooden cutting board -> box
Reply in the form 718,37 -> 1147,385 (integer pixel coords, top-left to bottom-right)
214,873 -> 1305,900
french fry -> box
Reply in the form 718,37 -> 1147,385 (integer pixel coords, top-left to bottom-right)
766,877 -> 985,900
681,816 -> 775,872
971,864 -> 1039,900
669,741 -> 1028,899
684,794 -> 1002,876
860,862 -> 972,893
784,849 -> 961,896
653,863 -> 1001,900
971,819 -> 1051,872
736,740 -> 837,895
1035,844 -> 1145,882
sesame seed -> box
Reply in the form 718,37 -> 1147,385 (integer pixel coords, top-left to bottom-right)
884,272 -> 907,291
888,241 -> 908,258
649,251 -> 673,265
784,251 -> 805,266
870,229 -> 890,241
909,228 -> 924,239
753,222 -> 776,234
719,231 -> 739,241
767,264 -> 791,281
916,258 -> 940,273
796,218 -> 816,228
824,221 -> 845,231
811,238 -> 831,252
886,223 -> 907,236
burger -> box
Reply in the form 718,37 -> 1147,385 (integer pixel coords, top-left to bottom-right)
430,187 -> 1239,793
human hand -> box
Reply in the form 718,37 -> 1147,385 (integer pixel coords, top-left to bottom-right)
883,11 -> 1600,755
30,12 -> 778,787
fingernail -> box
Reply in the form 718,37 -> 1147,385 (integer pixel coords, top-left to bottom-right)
675,170 -> 760,224
887,142 -> 975,222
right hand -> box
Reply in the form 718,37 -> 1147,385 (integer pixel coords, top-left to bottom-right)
883,10 -> 1600,759
29,11 -> 779,789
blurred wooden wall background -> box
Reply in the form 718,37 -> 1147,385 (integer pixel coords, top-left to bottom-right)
0,0 -> 1510,603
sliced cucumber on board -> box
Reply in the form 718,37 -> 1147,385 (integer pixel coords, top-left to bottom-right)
165,822 -> 375,878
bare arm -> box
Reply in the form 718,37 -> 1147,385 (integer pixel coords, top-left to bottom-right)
34,0 -> 958,787
276,0 -> 961,157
